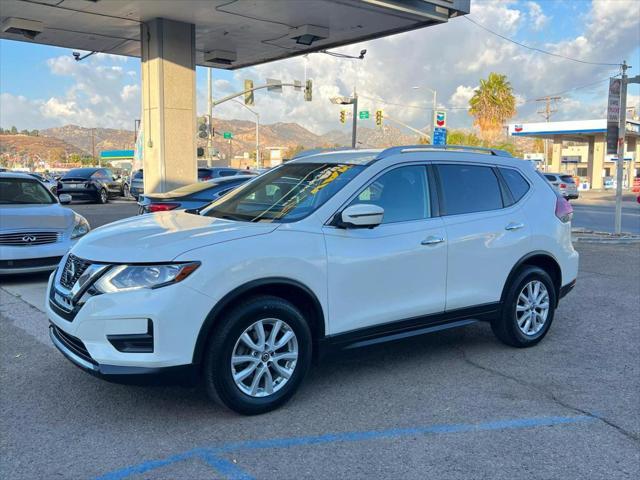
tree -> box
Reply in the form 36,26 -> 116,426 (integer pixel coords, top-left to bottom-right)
10,126 -> 18,134
468,73 -> 516,143
418,135 -> 430,145
284,145 -> 305,160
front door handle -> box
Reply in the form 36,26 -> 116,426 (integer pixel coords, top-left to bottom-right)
421,236 -> 445,245
505,222 -> 525,231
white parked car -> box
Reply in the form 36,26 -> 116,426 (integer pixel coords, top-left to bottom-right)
0,173 -> 90,275
46,146 -> 578,414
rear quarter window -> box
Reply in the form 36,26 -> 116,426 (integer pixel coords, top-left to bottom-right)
499,168 -> 530,203
560,175 -> 576,183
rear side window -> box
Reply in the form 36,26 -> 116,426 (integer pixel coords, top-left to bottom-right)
544,174 -> 556,182
437,164 -> 503,215
560,175 -> 575,183
499,168 -> 530,203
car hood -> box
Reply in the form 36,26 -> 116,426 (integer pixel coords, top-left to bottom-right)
71,211 -> 279,263
0,204 -> 74,231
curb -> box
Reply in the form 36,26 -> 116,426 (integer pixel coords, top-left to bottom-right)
572,228 -> 640,244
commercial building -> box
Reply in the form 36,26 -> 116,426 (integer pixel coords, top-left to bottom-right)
508,119 -> 640,189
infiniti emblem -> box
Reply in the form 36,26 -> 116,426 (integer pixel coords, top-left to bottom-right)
22,235 -> 36,243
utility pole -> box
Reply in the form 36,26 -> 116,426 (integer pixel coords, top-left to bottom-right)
91,128 -> 98,167
614,61 -> 631,234
207,68 -> 213,167
352,87 -> 358,149
536,96 -> 561,171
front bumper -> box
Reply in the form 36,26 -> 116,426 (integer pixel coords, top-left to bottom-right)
0,240 -> 72,274
46,272 -> 214,373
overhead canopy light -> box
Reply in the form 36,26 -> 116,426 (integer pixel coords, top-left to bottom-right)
288,25 -> 329,46
204,49 -> 237,66
1,17 -> 43,40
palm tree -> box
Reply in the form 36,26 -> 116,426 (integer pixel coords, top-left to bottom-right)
468,73 -> 516,142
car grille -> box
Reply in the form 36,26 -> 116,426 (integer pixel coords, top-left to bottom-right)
0,231 -> 61,246
50,324 -> 96,367
59,254 -> 92,289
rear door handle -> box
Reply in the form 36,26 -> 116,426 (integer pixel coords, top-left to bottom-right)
421,236 -> 445,245
505,222 -> 525,231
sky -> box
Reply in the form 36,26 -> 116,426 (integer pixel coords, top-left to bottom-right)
0,0 -> 639,137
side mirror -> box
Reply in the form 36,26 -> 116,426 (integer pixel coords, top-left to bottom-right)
59,194 -> 72,205
339,204 -> 384,229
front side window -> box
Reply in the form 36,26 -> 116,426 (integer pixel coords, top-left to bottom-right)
437,164 -> 503,215
499,167 -> 530,203
202,162 -> 363,223
0,178 -> 55,204
349,165 -> 430,223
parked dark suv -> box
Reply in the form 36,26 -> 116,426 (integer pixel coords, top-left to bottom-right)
57,168 -> 122,204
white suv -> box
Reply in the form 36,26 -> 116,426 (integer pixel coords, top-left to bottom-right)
47,146 -> 578,414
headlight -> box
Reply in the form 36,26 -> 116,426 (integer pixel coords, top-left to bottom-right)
93,262 -> 200,293
71,213 -> 90,239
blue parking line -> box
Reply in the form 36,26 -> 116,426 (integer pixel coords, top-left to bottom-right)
95,415 -> 596,480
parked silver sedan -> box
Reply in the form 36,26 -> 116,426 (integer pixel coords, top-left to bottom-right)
0,172 -> 90,275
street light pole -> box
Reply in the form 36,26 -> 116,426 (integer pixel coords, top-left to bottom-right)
412,85 -> 437,130
207,68 -> 213,167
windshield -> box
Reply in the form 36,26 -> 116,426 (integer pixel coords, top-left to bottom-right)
0,178 -> 56,204
202,162 -> 364,223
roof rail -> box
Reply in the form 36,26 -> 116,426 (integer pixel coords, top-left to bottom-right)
291,147 -> 356,160
376,145 -> 513,160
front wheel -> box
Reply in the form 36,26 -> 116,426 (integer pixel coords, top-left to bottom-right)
491,266 -> 557,348
203,296 -> 312,415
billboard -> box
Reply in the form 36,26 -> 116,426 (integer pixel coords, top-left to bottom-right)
606,78 -> 621,154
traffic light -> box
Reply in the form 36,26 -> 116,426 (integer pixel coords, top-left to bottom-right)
304,79 -> 312,101
339,110 -> 346,124
198,116 -> 210,139
375,110 -> 383,126
244,79 -> 254,105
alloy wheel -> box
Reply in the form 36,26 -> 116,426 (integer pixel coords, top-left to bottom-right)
231,318 -> 298,398
515,280 -> 550,336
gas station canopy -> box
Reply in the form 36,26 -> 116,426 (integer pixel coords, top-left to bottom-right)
1,0 -> 470,69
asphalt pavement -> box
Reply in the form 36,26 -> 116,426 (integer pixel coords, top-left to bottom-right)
571,192 -> 639,234
1,236 -> 639,478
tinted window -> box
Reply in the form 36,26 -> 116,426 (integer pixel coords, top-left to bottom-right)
64,168 -> 97,179
133,170 -> 143,180
219,169 -> 238,177
350,166 -> 429,223
437,164 -> 503,215
544,174 -> 557,182
560,175 -> 575,183
500,168 -> 530,202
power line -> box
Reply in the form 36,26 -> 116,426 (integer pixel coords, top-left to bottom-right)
463,16 -> 621,67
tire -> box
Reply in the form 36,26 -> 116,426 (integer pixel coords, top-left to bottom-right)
122,184 -> 130,198
491,266 -> 557,348
97,188 -> 108,204
203,295 -> 312,415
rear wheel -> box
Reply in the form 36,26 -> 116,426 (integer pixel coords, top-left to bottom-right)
97,188 -> 108,204
203,295 -> 312,415
492,266 -> 556,347
122,183 -> 130,198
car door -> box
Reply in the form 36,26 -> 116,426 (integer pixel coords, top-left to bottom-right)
435,163 -> 531,311
323,164 -> 447,335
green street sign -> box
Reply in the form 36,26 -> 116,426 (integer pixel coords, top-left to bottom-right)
359,111 -> 370,119
223,132 -> 233,139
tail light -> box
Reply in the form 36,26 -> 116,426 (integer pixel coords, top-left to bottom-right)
147,203 -> 179,213
200,175 -> 212,182
555,195 -> 573,223
559,183 -> 567,188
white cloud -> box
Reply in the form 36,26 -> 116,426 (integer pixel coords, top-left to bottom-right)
526,2 -> 549,31
449,86 -> 476,108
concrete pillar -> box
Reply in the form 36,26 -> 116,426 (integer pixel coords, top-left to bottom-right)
550,137 -> 562,172
588,134 -> 606,189
141,18 -> 197,193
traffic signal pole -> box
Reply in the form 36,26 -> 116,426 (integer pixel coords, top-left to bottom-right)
352,89 -> 358,148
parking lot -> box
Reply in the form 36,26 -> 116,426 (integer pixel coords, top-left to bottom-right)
1,200 -> 639,480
